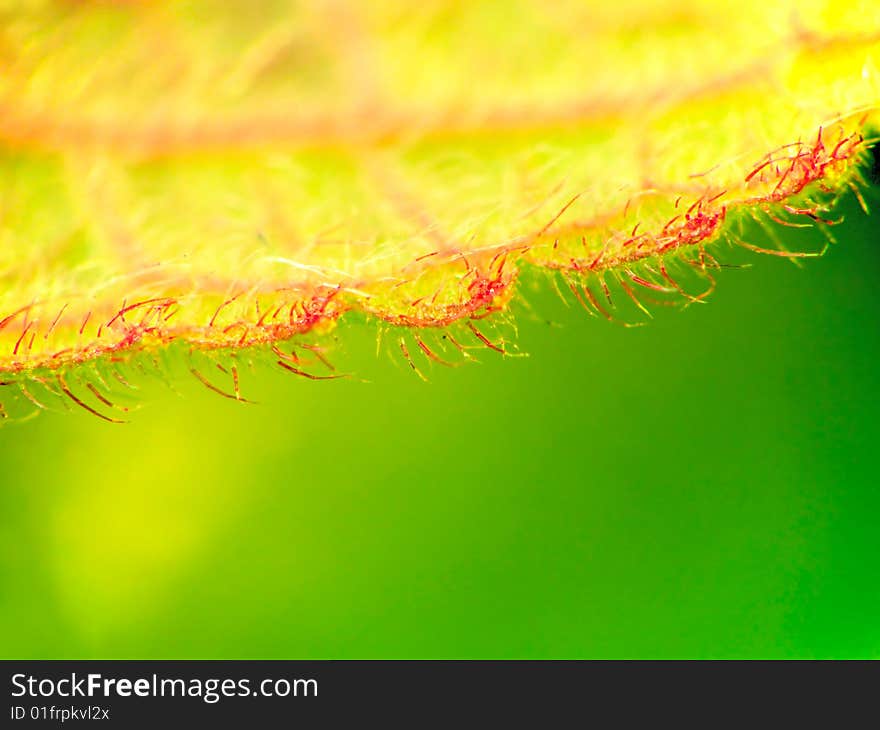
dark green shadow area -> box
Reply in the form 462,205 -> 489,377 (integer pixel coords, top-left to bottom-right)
1,184 -> 878,659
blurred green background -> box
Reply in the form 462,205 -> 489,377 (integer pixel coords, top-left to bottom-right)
1,187 -> 878,659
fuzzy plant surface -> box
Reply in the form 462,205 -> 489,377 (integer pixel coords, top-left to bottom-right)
0,0 -> 878,421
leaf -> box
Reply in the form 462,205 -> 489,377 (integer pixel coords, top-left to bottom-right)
0,0 -> 878,417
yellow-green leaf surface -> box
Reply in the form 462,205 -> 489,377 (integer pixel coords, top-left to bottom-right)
1,0 -> 878,413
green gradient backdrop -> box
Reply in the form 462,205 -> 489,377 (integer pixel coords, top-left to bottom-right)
1,191 -> 878,659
